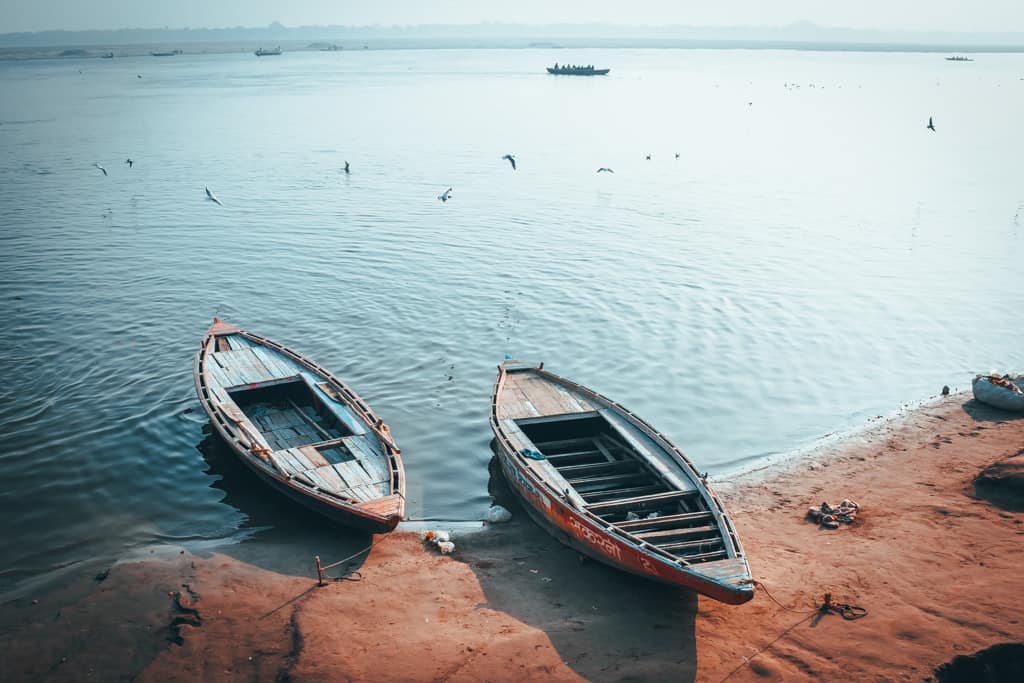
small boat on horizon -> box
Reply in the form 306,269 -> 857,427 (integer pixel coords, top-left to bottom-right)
489,361 -> 754,605
255,46 -> 283,57
945,55 -> 974,61
99,52 -> 114,59
547,63 -> 609,76
194,318 -> 405,533
151,49 -> 183,57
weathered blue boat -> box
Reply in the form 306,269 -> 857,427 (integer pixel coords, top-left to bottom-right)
973,374 -> 1024,412
194,319 -> 405,533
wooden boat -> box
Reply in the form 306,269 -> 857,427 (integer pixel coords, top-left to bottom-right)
194,319 -> 404,533
546,65 -> 610,76
490,361 -> 754,604
972,374 -> 1024,412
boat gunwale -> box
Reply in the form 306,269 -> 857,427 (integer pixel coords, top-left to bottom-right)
194,321 -> 405,532
490,361 -> 752,600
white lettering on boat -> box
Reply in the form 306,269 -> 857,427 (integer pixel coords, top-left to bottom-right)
639,555 -> 658,576
568,518 -> 622,561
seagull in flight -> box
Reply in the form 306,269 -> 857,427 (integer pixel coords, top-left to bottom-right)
645,154 -> 652,161
125,158 -> 133,168
927,116 -> 936,131
596,167 -> 614,173
205,187 -> 223,206
675,153 -> 680,159
93,163 -> 107,176
437,187 -> 453,202
501,154 -> 516,170
343,160 -> 350,174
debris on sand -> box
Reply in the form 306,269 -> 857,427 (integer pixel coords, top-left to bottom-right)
806,499 -> 860,529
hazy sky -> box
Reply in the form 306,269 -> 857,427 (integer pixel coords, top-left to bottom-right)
1,0 -> 1021,33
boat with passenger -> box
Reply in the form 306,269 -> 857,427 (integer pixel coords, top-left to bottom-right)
546,63 -> 609,76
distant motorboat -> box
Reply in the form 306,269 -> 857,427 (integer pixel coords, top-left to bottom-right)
151,49 -> 183,57
547,63 -> 609,76
255,46 -> 283,57
945,55 -> 974,62
99,52 -> 114,59
322,44 -> 343,52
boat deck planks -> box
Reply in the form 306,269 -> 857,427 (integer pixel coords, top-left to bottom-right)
195,319 -> 405,533
490,362 -> 753,604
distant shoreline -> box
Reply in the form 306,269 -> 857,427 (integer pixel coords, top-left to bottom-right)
2,39 -> 1024,62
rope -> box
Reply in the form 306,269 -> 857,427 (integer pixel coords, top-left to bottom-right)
749,580 -> 819,614
318,532 -> 396,581
718,583 -> 867,683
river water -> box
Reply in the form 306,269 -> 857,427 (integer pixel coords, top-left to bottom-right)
1,47 -> 1021,599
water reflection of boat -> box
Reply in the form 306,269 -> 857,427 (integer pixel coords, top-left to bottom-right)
194,318 -> 405,533
255,46 -> 283,57
945,55 -> 974,62
489,360 -> 754,605
546,63 -> 609,76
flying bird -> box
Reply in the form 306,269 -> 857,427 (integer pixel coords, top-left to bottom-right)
927,116 -> 936,131
675,153 -> 680,159
205,187 -> 223,206
501,154 -> 516,170
596,167 -> 614,173
136,74 -> 142,79
93,163 -> 107,176
343,160 -> 350,174
645,154 -> 652,161
125,158 -> 133,168
437,187 -> 453,202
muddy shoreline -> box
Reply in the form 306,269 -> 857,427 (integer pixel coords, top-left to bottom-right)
2,395 -> 1022,682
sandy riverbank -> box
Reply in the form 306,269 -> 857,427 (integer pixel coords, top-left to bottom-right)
2,394 -> 1022,682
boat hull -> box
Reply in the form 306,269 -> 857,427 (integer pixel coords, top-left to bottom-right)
491,432 -> 753,604
206,413 -> 401,534
546,68 -> 610,76
194,320 -> 404,534
973,375 -> 1024,412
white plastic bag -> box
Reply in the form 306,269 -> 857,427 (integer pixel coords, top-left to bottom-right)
485,505 -> 513,523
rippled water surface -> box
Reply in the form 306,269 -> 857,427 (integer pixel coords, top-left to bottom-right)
1,48 -> 1021,598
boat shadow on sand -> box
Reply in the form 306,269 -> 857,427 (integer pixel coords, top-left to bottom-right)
961,398 -> 1024,423
452,453 -> 699,681
195,426 -> 373,579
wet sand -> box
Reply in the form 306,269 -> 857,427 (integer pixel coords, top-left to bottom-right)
2,395 -> 1022,682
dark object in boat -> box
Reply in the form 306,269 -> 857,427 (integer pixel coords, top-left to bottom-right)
546,64 -> 610,76
489,361 -> 754,605
194,318 -> 404,533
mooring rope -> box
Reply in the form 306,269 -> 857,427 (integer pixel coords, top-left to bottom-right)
718,582 -> 867,682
